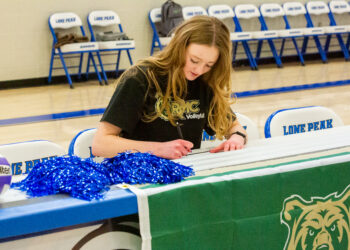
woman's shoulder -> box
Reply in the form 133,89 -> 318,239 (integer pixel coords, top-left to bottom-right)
123,65 -> 149,81
128,63 -> 168,89
116,65 -> 152,90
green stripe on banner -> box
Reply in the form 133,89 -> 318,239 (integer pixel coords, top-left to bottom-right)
140,153 -> 350,249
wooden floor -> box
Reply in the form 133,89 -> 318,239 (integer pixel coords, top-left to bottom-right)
0,59 -> 350,152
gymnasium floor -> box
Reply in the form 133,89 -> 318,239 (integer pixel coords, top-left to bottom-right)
0,59 -> 349,153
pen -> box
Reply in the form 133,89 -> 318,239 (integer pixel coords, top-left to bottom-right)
176,121 -> 193,154
176,122 -> 184,139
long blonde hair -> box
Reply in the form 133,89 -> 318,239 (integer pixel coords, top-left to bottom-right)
118,15 -> 235,139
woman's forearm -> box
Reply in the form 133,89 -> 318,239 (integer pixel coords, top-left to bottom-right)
92,134 -> 160,158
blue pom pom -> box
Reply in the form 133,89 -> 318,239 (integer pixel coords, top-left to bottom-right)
102,152 -> 194,185
11,153 -> 194,201
11,156 -> 109,200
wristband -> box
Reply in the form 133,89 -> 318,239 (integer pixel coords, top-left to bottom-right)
226,131 -> 247,145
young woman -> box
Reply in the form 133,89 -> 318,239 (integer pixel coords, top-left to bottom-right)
92,15 -> 247,160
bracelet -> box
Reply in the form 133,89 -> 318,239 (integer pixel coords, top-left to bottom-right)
225,131 -> 247,145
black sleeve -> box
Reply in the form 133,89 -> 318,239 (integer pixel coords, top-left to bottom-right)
101,74 -> 148,134
204,123 -> 215,136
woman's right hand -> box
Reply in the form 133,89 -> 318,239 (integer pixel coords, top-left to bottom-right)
155,139 -> 193,159
93,122 -> 193,160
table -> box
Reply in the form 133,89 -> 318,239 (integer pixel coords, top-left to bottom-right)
1,126 -> 350,249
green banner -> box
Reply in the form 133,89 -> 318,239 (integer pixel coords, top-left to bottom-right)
137,153 -> 350,250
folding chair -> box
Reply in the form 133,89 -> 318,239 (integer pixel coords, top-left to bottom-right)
208,4 -> 257,70
259,3 -> 305,65
233,4 -> 283,68
182,6 -> 208,20
0,140 -> 66,178
48,12 -> 107,88
327,1 -> 350,59
149,8 -> 173,55
283,2 -> 328,63
201,112 -> 260,149
87,10 -> 135,81
264,106 -> 344,138
305,1 -> 349,61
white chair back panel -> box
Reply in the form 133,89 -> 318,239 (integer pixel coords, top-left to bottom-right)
306,1 -> 330,15
260,3 -> 285,18
200,112 -> 260,149
50,12 -> 82,29
283,2 -> 307,16
208,5 -> 234,19
0,141 -> 66,175
266,106 -> 344,137
200,136 -> 222,149
236,113 -> 260,141
69,128 -> 97,158
182,6 -> 208,20
329,1 -> 350,14
234,4 -> 260,19
88,10 -> 121,26
150,8 -> 162,23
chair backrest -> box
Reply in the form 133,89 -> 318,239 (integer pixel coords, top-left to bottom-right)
329,1 -> 350,25
0,140 -> 66,176
234,4 -> 261,19
282,2 -> 308,28
49,12 -> 86,43
149,8 -> 162,23
88,10 -> 121,26
306,1 -> 330,15
87,10 -> 124,42
236,113 -> 260,141
260,3 -> 286,30
283,2 -> 307,16
68,128 -> 97,158
49,12 -> 83,29
201,112 -> 260,148
305,1 -> 331,27
329,0 -> 350,14
207,4 -> 235,19
182,6 -> 208,20
260,3 -> 285,18
208,5 -> 236,33
264,106 -> 344,138
233,4 -> 262,32
149,8 -> 163,40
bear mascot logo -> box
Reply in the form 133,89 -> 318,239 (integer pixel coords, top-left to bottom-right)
281,185 -> 350,250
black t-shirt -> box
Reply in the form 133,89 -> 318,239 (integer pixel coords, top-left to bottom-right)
101,66 -> 215,149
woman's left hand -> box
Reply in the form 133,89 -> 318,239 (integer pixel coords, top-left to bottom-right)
209,134 -> 245,153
